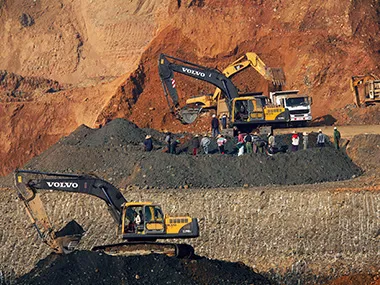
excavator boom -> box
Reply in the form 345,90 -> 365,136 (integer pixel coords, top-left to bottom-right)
158,54 -> 239,123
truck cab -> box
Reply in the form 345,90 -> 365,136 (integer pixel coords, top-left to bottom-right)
270,90 -> 312,126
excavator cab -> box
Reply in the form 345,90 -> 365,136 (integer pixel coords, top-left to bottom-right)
121,202 -> 198,240
122,203 -> 164,235
232,98 -> 264,122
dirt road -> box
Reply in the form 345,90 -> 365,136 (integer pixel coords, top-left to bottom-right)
275,125 -> 380,139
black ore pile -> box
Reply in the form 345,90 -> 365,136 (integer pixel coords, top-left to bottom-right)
22,119 -> 362,188
15,251 -> 270,285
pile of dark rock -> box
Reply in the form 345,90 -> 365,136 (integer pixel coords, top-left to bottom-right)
18,119 -> 361,189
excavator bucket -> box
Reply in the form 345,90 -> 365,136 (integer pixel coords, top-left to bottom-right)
53,220 -> 85,254
267,67 -> 286,86
179,106 -> 202,124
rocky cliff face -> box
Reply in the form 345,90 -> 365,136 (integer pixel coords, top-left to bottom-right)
1,0 -> 380,175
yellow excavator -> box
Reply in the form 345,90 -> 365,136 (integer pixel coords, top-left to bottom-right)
158,54 -> 290,131
14,170 -> 199,258
350,73 -> 380,107
185,52 -> 286,110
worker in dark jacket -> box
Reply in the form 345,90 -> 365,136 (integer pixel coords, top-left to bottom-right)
220,114 -> 227,129
333,127 -> 341,149
170,139 -> 180,154
192,135 -> 200,156
164,131 -> 172,153
144,135 -> 153,151
211,114 -> 220,138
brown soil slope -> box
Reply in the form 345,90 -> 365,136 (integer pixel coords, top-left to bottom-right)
1,0 -> 380,175
0,0 -> 169,84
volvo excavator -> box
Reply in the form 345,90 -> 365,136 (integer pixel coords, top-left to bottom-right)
14,169 -> 199,258
158,54 -> 290,131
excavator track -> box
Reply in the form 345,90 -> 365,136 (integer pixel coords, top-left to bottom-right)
92,242 -> 194,259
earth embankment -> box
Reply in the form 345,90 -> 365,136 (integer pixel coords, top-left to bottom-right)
11,118 -> 362,189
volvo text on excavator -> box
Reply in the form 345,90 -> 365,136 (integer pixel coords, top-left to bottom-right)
14,169 -> 199,258
158,54 -> 290,131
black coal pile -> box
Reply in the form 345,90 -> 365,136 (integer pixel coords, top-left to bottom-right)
21,119 -> 361,188
61,119 -> 164,147
15,251 -> 270,285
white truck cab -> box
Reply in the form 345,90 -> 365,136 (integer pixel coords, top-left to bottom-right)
269,90 -> 312,126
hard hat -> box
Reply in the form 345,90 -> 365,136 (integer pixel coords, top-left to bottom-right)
303,132 -> 307,135
212,114 -> 216,118
334,127 -> 337,130
195,134 -> 199,137
318,129 -> 322,132
292,130 -> 296,134
268,133 -> 271,136
145,135 -> 151,139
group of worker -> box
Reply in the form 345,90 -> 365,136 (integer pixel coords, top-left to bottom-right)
290,127 -> 341,151
143,113 -> 342,154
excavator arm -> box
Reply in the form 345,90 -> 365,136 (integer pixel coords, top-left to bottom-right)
158,54 -> 239,123
222,52 -> 286,84
14,169 -> 127,253
207,52 -> 285,109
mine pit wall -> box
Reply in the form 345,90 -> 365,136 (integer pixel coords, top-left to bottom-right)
0,186 -> 379,279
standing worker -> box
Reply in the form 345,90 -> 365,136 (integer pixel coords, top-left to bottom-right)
170,139 -> 180,154
317,129 -> 326,148
303,132 -> 308,150
251,132 -> 260,153
255,135 -> 266,154
144,135 -> 153,152
200,133 -> 211,154
267,132 -> 275,149
211,114 -> 220,138
333,127 -> 341,149
244,133 -> 253,154
221,114 -> 227,129
291,131 -> 299,152
192,135 -> 200,156
164,131 -> 172,153
216,134 -> 227,154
